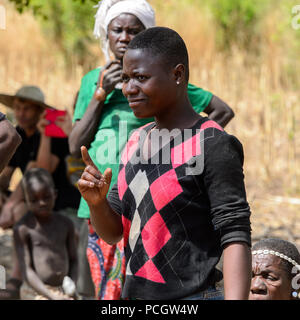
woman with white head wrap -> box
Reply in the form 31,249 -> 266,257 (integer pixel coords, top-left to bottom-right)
93,0 -> 155,62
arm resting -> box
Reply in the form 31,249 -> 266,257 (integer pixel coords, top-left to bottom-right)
203,95 -> 235,128
69,98 -> 105,158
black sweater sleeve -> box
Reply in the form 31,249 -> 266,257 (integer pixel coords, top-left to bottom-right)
203,131 -> 251,248
107,183 -> 122,216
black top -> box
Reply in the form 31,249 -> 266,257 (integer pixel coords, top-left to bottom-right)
0,112 -> 6,121
9,126 -> 80,211
108,117 -> 251,300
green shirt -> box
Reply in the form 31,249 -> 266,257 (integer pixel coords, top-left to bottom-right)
73,67 -> 213,218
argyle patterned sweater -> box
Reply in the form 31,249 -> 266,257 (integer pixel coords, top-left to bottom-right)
108,117 -> 251,300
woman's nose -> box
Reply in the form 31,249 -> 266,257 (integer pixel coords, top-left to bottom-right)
123,79 -> 139,96
119,31 -> 131,42
251,276 -> 267,293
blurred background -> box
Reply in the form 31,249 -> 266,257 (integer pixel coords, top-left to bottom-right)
0,0 -> 299,246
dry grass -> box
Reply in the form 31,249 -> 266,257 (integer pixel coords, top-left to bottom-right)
0,0 -> 299,242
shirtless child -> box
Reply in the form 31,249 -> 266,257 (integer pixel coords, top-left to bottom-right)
13,168 -> 78,300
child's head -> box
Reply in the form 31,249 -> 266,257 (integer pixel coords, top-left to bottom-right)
249,238 -> 300,300
122,27 -> 189,118
22,168 -> 56,218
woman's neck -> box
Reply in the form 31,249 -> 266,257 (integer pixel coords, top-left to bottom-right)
154,99 -> 200,131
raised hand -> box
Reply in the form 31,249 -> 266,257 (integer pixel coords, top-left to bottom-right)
94,60 -> 122,99
77,146 -> 112,206
37,111 -> 49,135
55,110 -> 72,136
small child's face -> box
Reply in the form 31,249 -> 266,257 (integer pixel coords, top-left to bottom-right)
25,181 -> 56,218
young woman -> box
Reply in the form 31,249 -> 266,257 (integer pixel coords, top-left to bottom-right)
78,27 -> 252,300
69,0 -> 234,300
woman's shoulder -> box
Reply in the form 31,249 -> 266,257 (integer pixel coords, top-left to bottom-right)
81,67 -> 102,84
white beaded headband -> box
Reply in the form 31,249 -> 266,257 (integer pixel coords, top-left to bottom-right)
252,249 -> 300,271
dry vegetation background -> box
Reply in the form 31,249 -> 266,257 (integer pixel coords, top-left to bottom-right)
0,0 -> 299,251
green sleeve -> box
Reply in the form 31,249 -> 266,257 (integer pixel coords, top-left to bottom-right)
72,68 -> 101,122
187,83 -> 213,113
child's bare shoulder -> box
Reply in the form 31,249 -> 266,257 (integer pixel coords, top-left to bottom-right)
53,211 -> 75,230
13,212 -> 35,237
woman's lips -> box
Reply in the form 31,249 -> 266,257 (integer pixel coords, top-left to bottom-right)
118,47 -> 127,53
128,99 -> 145,108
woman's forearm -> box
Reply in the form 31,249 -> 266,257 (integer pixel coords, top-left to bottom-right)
223,242 -> 252,300
89,198 -> 123,245
69,99 -> 105,158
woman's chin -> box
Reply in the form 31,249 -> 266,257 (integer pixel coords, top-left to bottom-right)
132,110 -> 150,119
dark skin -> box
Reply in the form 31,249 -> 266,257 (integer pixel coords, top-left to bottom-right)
0,98 -> 65,228
69,14 -> 234,158
78,48 -> 251,299
69,14 -> 145,158
249,254 -> 297,300
13,179 -> 77,300
0,119 -> 21,174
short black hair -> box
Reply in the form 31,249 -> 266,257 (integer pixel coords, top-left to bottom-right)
253,238 -> 300,279
127,26 -> 189,81
22,168 -> 55,195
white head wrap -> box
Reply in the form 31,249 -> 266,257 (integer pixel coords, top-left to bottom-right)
93,0 -> 156,62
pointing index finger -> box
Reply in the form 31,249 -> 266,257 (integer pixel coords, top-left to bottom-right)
81,146 -> 97,169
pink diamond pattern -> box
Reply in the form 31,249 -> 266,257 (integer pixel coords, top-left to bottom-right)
122,215 -> 131,248
117,167 -> 128,200
141,212 -> 171,259
135,259 -> 166,283
149,169 -> 182,211
171,132 -> 201,168
200,120 -> 224,132
120,130 -> 140,166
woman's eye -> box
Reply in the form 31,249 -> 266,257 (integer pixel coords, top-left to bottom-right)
137,75 -> 146,81
122,76 -> 129,83
129,29 -> 140,35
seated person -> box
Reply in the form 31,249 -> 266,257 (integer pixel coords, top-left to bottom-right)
0,86 -> 80,227
13,168 -> 78,300
249,238 -> 300,300
0,85 -> 81,299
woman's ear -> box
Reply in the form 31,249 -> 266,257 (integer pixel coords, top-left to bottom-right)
174,64 -> 185,85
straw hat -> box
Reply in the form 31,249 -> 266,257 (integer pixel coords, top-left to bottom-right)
0,86 -> 53,109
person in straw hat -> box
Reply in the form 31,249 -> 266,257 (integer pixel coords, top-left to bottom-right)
0,85 -> 81,300
69,0 -> 235,300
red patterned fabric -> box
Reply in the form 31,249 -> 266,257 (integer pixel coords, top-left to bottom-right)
86,221 -> 125,300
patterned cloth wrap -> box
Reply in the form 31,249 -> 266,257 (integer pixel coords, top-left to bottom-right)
20,281 -> 71,300
87,220 -> 125,300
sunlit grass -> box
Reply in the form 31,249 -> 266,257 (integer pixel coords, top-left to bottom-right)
0,0 -> 299,203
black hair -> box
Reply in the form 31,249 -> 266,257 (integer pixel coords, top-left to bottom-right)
253,238 -> 300,279
22,168 -> 55,195
127,26 -> 189,81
